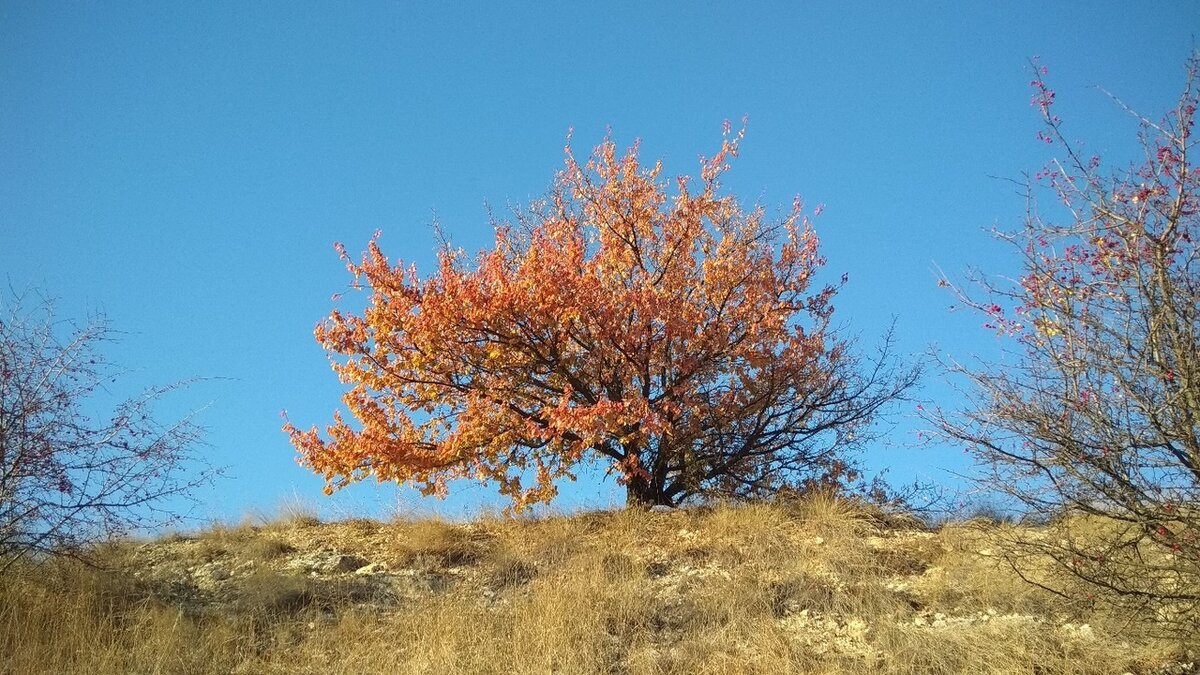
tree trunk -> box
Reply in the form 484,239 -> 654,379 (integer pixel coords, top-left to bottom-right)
625,473 -> 671,508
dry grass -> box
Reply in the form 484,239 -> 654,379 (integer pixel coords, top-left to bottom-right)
0,497 -> 1192,674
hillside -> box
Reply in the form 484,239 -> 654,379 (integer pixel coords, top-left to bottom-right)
0,498 -> 1193,674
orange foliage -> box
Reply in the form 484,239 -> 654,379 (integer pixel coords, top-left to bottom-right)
286,127 -> 904,509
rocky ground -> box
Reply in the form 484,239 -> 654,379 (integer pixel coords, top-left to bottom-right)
4,501 -> 1194,674
107,505 -> 1193,674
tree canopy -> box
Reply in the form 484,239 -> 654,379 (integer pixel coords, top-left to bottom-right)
287,127 -> 916,509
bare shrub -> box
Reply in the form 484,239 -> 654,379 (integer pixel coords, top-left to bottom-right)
0,289 -> 213,572
931,56 -> 1200,642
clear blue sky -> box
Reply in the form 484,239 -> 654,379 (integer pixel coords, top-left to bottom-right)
2,2 -> 1197,522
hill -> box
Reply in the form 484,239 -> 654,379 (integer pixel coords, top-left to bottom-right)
0,498 -> 1193,674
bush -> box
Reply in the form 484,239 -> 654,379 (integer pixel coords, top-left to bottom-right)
0,289 -> 213,572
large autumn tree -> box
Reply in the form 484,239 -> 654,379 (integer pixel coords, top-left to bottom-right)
287,126 -> 917,509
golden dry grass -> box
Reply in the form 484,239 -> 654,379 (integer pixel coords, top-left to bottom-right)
0,497 -> 1192,674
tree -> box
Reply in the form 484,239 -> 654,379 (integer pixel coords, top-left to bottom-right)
287,126 -> 918,509
933,57 -> 1200,638
0,290 -> 212,572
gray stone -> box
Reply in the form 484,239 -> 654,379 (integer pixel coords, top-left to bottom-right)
286,550 -> 370,574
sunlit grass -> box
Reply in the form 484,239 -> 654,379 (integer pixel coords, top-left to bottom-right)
0,498 -> 1190,674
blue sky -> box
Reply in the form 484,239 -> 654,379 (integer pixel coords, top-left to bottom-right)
2,2 -> 1197,522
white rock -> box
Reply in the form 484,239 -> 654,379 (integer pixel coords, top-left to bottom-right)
355,562 -> 388,575
192,562 -> 231,585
